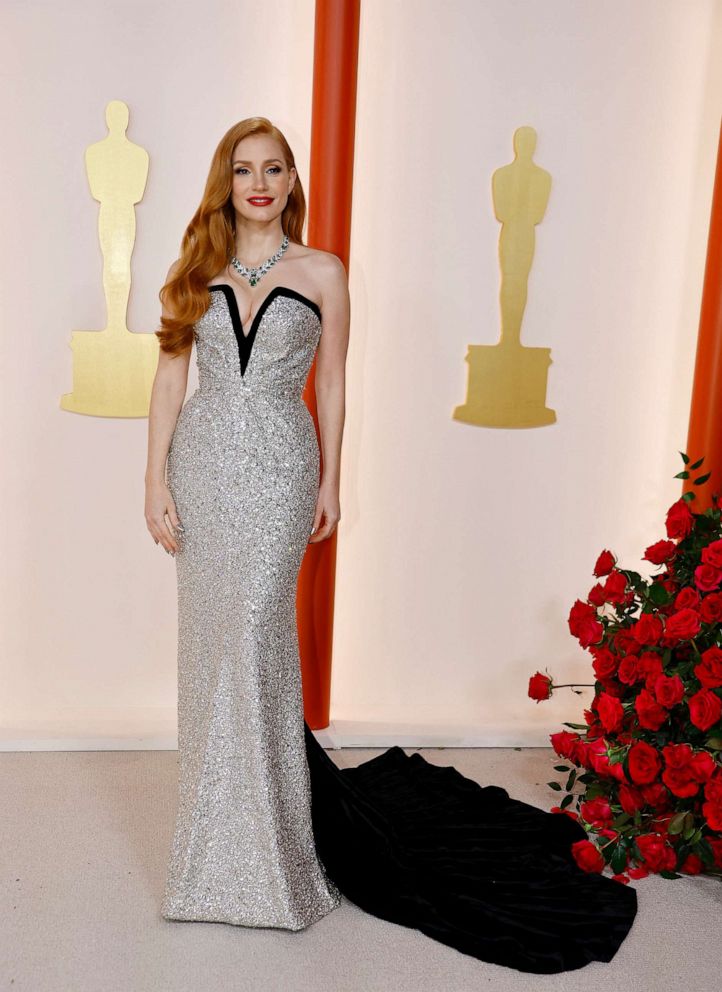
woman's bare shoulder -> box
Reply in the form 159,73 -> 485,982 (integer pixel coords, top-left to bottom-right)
301,246 -> 346,287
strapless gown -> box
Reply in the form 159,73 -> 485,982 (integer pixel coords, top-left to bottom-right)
160,281 -> 637,973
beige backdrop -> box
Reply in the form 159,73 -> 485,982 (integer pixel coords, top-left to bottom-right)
2,0 -> 721,748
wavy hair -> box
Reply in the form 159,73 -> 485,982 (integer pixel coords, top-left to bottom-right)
156,117 -> 308,356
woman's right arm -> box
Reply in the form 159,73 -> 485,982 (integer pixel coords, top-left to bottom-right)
144,260 -> 191,556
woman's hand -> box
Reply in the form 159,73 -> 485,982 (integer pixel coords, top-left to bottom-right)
145,479 -> 183,556
309,480 -> 340,543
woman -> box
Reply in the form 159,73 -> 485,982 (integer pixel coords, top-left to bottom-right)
145,116 -> 637,973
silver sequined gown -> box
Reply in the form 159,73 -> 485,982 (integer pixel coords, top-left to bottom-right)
161,282 -> 342,929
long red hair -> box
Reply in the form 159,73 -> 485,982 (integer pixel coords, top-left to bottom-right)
156,117 -> 308,356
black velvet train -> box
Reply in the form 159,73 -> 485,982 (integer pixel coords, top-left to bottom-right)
303,720 -> 637,974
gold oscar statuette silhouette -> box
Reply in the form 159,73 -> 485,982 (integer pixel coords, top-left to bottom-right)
453,125 -> 556,428
60,100 -> 158,417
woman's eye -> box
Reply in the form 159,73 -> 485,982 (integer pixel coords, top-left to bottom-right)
234,167 -> 281,175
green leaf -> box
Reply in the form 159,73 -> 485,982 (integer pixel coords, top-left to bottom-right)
547,781 -> 562,791
667,811 -> 688,835
565,768 -> 577,791
659,870 -> 682,879
560,793 -> 574,809
680,451 -> 690,465
694,472 -> 712,485
706,737 -> 722,750
611,843 -> 628,875
683,491 -> 696,502
562,722 -> 589,730
553,765 -> 570,772
674,471 -> 690,480
697,838 -> 717,866
648,583 -> 672,605
689,457 -> 705,471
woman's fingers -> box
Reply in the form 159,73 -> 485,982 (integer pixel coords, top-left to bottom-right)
144,484 -> 182,556
146,515 -> 179,555
308,508 -> 340,543
161,515 -> 179,554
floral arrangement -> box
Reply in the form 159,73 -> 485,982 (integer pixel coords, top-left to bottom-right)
528,453 -> 722,883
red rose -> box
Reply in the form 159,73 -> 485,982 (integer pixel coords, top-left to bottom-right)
652,673 -> 684,709
580,797 -> 613,828
632,613 -> 664,646
628,740 -> 662,784
680,854 -> 703,875
528,672 -> 552,701
690,750 -> 716,783
628,865 -> 650,879
644,540 -> 677,565
704,773 -> 722,803
590,646 -> 618,680
593,549 -> 616,577
639,781 -> 671,809
700,592 -> 722,623
596,692 -> 624,733
688,688 -> 722,731
615,630 -> 643,656
675,587 -> 700,611
571,839 -> 605,873
586,738 -> 610,774
636,833 -> 677,873
665,498 -> 695,540
663,608 -> 701,643
597,827 -> 618,840
702,801 -> 722,832
638,651 -> 664,689
550,730 -> 584,763
701,538 -> 722,568
603,571 -> 628,605
618,783 -> 645,814
588,583 -> 607,607
634,688 -> 669,730
660,745 -> 699,798
663,742 -> 693,768
694,646 -> 722,688
568,599 -> 603,647
694,563 -> 722,592
662,767 -> 699,798
618,654 -> 641,684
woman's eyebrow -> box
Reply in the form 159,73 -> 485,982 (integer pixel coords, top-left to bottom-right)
232,158 -> 283,165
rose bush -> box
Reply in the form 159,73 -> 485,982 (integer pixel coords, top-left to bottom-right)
528,453 -> 722,883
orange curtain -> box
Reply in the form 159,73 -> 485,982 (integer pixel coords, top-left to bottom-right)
684,118 -> 722,510
298,0 -> 360,729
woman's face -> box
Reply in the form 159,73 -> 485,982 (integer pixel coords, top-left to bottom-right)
230,133 -> 296,225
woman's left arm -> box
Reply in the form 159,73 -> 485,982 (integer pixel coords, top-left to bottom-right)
309,252 -> 350,543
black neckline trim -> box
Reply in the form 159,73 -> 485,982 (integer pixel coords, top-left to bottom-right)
208,284 -> 321,377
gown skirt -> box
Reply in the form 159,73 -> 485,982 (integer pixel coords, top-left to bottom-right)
160,281 -> 637,973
